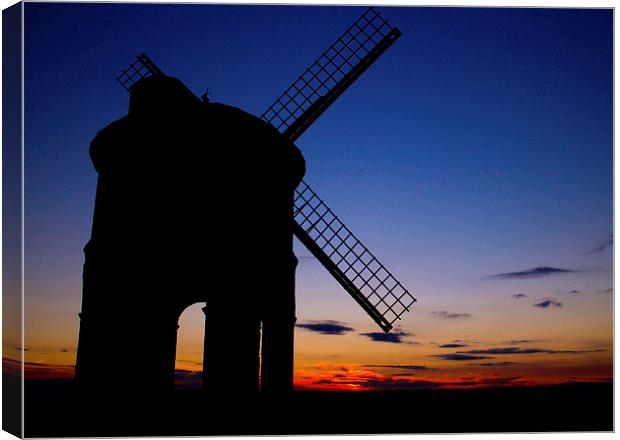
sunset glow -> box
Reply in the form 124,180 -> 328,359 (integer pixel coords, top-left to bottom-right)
16,4 -> 612,395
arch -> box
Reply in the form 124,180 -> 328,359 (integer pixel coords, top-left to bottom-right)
174,302 -> 206,389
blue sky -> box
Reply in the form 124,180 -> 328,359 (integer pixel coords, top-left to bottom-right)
21,3 -> 612,388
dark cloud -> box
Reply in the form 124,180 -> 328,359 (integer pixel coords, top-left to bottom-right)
365,364 -> 436,371
595,288 -> 613,294
11,345 -> 28,352
296,320 -> 354,335
503,339 -> 540,345
533,299 -> 562,308
471,377 -> 522,387
555,289 -> 581,295
174,369 -> 202,388
60,348 -> 68,353
360,331 -> 411,343
431,311 -> 471,319
17,360 -> 75,379
433,354 -> 493,361
457,347 -> 604,355
588,234 -> 612,254
174,369 -> 201,379
309,375 -> 522,391
511,293 -> 527,299
359,378 -> 439,390
567,376 -> 613,383
488,266 -> 578,280
439,343 -> 468,348
469,362 -> 520,367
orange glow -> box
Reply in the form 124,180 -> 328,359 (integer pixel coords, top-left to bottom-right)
13,358 -> 76,380
292,362 -> 612,391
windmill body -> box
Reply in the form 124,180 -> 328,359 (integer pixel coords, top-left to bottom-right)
75,75 -> 304,392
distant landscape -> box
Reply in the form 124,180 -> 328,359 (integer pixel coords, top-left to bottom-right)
21,377 -> 612,436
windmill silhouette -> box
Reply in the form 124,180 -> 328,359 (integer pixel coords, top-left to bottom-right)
75,7 -> 416,394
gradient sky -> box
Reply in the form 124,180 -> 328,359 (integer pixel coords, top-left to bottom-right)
15,3 -> 612,390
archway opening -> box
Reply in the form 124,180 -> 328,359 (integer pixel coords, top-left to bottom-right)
174,302 -> 206,389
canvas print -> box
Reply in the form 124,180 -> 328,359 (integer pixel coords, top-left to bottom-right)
2,2 -> 613,437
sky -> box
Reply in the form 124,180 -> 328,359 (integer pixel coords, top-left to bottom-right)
11,2 -> 613,391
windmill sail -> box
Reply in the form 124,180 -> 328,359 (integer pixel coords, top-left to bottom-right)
293,182 -> 415,332
260,7 -> 416,332
116,53 -> 165,92
261,7 -> 401,142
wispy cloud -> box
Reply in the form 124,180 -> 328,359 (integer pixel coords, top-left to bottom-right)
511,293 -> 527,299
295,364 -> 526,390
365,364 -> 436,371
431,310 -> 471,319
457,347 -> 604,355
439,343 -> 469,348
360,331 -> 412,344
296,320 -> 354,335
533,299 -> 562,308
433,354 -> 493,361
503,339 -> 540,345
588,234 -> 613,254
594,288 -> 613,294
469,362 -> 520,367
174,369 -> 201,379
488,266 -> 579,280
358,376 -> 522,390
174,369 -> 202,389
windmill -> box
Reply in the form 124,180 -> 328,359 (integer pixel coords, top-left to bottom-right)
76,6 -> 416,393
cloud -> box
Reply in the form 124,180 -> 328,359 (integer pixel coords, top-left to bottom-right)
594,288 -> 613,294
588,234 -> 612,254
174,369 -> 202,389
469,362 -> 520,367
358,376 -> 521,390
16,360 -> 75,380
60,348 -> 68,353
453,339 -> 480,344
433,354 -> 493,361
488,266 -> 578,280
533,299 -> 562,308
174,369 -> 202,379
296,320 -> 354,335
431,311 -> 471,319
503,339 -> 540,345
511,293 -> 527,299
439,343 -> 469,348
295,364 -> 525,391
567,376 -> 613,384
360,331 -> 411,343
457,347 -> 604,355
554,289 -> 581,295
365,364 -> 436,371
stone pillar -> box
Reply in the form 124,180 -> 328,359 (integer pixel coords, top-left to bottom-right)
260,254 -> 298,392
202,305 -> 261,393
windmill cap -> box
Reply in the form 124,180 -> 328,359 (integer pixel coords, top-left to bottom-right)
128,75 -> 201,117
